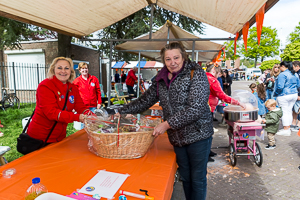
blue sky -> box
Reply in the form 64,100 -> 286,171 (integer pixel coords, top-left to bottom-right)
200,0 -> 299,49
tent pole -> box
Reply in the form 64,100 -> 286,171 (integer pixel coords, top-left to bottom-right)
149,4 -> 154,39
108,41 -> 112,107
196,51 -> 199,63
137,52 -> 141,97
192,41 -> 195,61
167,26 -> 170,44
99,57 -> 102,84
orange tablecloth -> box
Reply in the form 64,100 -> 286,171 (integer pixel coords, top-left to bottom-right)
0,130 -> 176,200
149,103 -> 163,110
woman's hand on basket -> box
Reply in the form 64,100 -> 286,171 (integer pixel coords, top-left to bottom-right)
153,121 -> 170,137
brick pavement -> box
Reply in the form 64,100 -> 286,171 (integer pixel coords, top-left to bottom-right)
171,113 -> 300,200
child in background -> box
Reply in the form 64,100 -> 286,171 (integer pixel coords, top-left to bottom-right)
262,99 -> 283,149
249,83 -> 257,93
254,83 -> 267,117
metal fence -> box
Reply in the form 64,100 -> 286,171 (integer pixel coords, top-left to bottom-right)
0,62 -> 49,105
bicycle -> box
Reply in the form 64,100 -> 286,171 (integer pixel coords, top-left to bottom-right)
0,88 -> 20,111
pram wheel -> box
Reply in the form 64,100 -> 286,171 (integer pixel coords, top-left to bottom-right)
229,143 -> 237,166
252,142 -> 263,167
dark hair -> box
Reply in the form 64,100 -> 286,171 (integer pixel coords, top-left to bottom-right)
223,70 -> 229,77
292,61 -> 300,67
205,62 -> 221,74
160,42 -> 188,65
257,83 -> 266,100
249,83 -> 256,89
280,61 -> 295,74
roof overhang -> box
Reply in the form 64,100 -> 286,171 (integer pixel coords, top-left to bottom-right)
0,0 -> 279,37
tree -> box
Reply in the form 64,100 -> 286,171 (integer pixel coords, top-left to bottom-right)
0,16 -> 56,61
288,22 -> 300,44
222,40 -> 241,68
280,42 -> 300,61
260,59 -> 280,71
240,58 -> 255,68
97,6 -> 204,61
241,26 -> 280,68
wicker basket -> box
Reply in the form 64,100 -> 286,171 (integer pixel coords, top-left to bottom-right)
85,116 -> 155,159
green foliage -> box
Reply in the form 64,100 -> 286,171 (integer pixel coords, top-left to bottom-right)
280,42 -> 300,61
260,59 -> 280,71
241,26 -> 280,62
288,22 -> 300,44
240,59 -> 255,68
97,6 -> 204,61
223,40 -> 241,61
0,16 -> 56,50
0,104 -> 77,163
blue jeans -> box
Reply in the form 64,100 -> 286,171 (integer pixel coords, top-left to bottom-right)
173,136 -> 212,200
266,89 -> 274,100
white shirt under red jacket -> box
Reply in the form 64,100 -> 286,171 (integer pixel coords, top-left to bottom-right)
73,74 -> 102,108
206,72 -> 239,112
27,76 -> 88,143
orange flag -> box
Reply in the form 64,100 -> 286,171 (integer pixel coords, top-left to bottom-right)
223,46 -> 226,60
234,32 -> 239,56
213,50 -> 222,62
242,22 -> 250,51
256,3 -> 265,45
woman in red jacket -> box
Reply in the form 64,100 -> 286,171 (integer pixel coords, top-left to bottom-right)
73,62 -> 102,113
19,57 -> 89,154
205,62 -> 242,162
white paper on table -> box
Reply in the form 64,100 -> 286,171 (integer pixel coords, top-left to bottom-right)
78,170 -> 130,199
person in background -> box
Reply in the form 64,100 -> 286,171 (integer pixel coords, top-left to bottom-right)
249,83 -> 257,93
253,83 -> 267,117
73,62 -> 102,113
125,67 -> 138,96
258,69 -> 270,84
262,99 -> 283,150
229,71 -> 234,80
235,72 -> 239,81
206,62 -> 243,162
115,42 -> 213,200
217,69 -> 224,90
115,70 -> 120,83
222,70 -> 232,96
121,71 -> 127,83
18,57 -> 89,154
274,61 -> 300,136
291,61 -> 300,131
264,64 -> 280,100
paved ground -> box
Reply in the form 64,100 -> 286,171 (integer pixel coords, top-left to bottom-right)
171,81 -> 300,200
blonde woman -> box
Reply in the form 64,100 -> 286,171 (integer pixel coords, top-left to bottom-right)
264,64 -> 280,99
17,57 -> 89,155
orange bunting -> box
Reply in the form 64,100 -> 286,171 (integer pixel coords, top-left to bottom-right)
212,49 -> 222,62
242,22 -> 250,51
222,46 -> 226,60
256,3 -> 265,45
234,32 -> 239,56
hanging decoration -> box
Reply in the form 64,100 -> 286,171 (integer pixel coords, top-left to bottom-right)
242,22 -> 250,51
256,3 -> 266,45
234,32 -> 239,56
222,46 -> 226,60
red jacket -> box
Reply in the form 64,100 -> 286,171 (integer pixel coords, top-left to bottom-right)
206,72 -> 239,112
73,74 -> 102,107
27,76 -> 88,143
125,69 -> 137,87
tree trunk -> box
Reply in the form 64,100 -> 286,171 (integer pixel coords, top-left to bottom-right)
254,57 -> 257,68
0,50 -> 4,63
58,33 -> 72,57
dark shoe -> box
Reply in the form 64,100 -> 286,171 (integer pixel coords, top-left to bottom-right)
213,118 -> 218,121
209,151 -> 217,157
208,157 -> 215,162
265,144 -> 276,150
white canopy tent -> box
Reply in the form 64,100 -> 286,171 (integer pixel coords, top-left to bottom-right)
115,21 -> 223,62
0,0 -> 278,37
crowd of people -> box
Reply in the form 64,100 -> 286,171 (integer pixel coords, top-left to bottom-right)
15,41 -> 300,200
